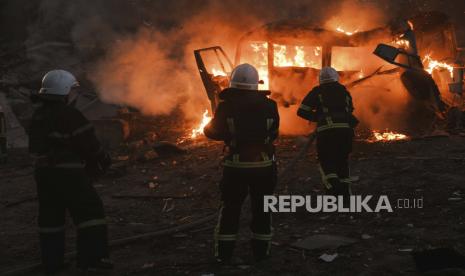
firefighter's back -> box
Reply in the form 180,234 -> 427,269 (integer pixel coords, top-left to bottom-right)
218,88 -> 279,165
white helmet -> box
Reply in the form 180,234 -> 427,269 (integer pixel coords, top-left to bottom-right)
229,63 -> 259,90
319,66 -> 339,84
39,70 -> 79,96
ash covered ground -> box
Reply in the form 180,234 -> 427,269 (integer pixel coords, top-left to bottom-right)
1,124 -> 465,275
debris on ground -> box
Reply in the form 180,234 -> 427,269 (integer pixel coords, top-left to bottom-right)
319,253 -> 338,263
291,234 -> 358,250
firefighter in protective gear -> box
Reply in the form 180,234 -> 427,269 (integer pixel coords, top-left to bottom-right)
297,66 -> 358,197
204,63 -> 279,263
29,70 -> 112,273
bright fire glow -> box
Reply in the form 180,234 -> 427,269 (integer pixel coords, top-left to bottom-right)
245,43 -> 323,90
422,54 -> 454,77
273,44 -> 321,67
407,20 -> 414,31
370,130 -> 408,142
250,42 -> 269,90
336,26 -> 359,36
211,68 -> 227,76
191,109 -> 212,139
394,38 -> 410,49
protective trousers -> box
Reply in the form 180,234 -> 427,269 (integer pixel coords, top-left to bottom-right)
316,128 -> 353,197
214,165 -> 276,261
35,167 -> 109,272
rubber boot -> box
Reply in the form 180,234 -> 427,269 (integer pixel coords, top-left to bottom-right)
215,240 -> 236,264
251,239 -> 271,262
39,232 -> 65,274
76,225 -> 111,271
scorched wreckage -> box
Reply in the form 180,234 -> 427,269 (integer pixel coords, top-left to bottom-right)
195,11 -> 464,139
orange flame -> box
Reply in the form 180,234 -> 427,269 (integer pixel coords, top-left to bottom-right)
191,109 -> 212,139
243,42 -> 324,90
336,26 -> 359,36
407,20 -> 414,31
212,68 -> 227,76
250,42 -> 269,90
273,44 -> 321,68
422,54 -> 454,77
394,38 -> 410,49
370,130 -> 408,142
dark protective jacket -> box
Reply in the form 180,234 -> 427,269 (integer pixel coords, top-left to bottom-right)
297,82 -> 358,132
204,88 -> 279,168
29,98 -> 110,176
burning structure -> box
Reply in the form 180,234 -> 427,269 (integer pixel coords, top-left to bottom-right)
194,11 -> 464,138
3,1 -> 465,274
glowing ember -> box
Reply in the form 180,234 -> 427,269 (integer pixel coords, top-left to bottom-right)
212,68 -> 227,76
191,109 -> 212,138
370,130 -> 408,142
394,38 -> 410,49
422,54 -> 454,77
336,26 -> 359,36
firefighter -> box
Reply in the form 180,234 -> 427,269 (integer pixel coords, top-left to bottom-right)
204,63 -> 279,263
29,70 -> 112,273
297,66 -> 358,198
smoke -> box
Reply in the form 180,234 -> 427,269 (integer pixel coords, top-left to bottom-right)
90,31 -> 191,115
88,0 -> 336,118
87,0 -> 344,122
12,0 -> 465,134
351,74 -> 411,131
22,0 -> 400,131
324,0 -> 387,32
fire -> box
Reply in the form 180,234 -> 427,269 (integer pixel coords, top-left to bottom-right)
245,42 -> 323,90
191,109 -> 212,139
407,20 -> 414,31
336,26 -> 359,36
394,38 -> 410,49
370,130 -> 408,142
422,54 -> 453,77
273,44 -> 321,67
212,68 -> 227,76
250,42 -> 269,90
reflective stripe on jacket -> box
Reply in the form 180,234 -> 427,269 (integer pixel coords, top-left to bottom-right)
204,88 -> 279,168
297,82 -> 354,133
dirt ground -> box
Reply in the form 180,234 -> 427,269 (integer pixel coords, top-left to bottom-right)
1,128 -> 465,275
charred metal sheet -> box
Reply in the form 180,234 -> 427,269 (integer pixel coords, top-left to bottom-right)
194,46 -> 233,112
373,44 -> 423,70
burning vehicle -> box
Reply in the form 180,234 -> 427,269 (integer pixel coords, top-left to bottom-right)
194,12 -> 464,139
